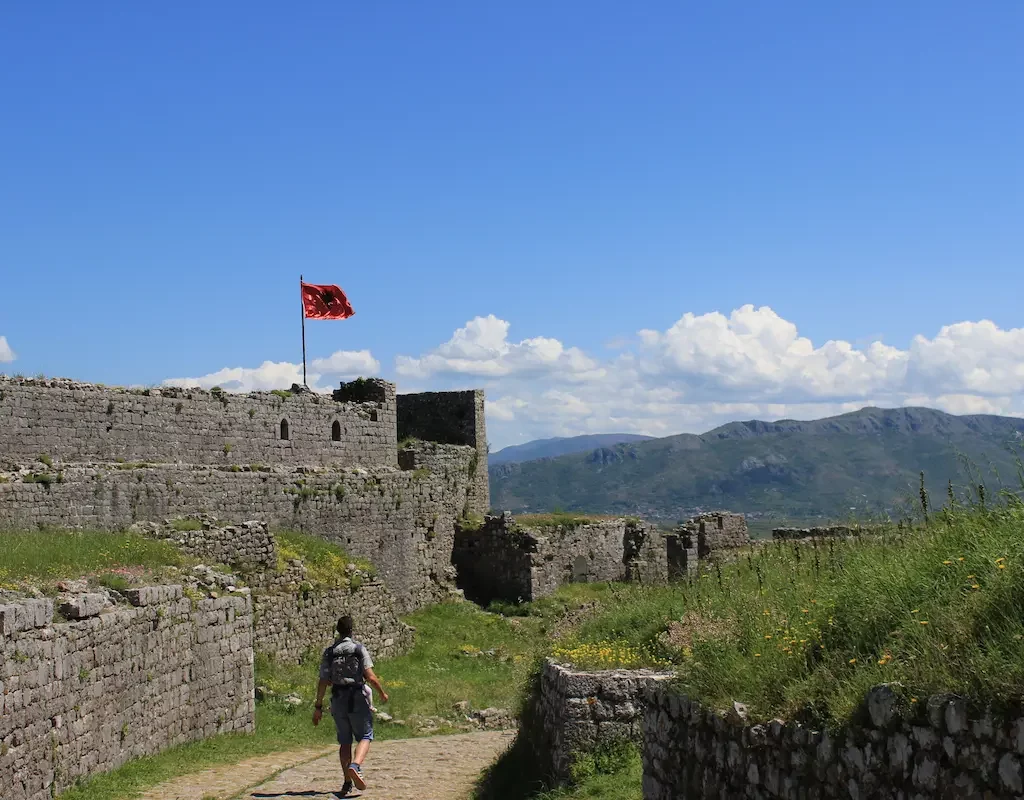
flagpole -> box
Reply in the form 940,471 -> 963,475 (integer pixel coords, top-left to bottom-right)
300,274 -> 307,388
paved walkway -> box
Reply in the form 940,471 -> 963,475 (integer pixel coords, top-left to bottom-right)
138,731 -> 514,800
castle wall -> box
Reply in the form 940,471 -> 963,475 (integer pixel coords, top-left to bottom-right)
0,454 -> 475,613
253,578 -> 413,664
0,377 -> 397,468
398,390 -> 488,514
678,512 -> 749,557
642,685 -> 1024,799
0,588 -> 254,800
453,515 -> 667,605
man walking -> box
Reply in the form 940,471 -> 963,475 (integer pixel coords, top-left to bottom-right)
313,615 -> 389,796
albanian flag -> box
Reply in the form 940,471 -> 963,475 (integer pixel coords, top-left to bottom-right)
301,282 -> 354,320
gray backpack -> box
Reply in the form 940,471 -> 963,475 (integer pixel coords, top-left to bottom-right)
328,639 -> 364,686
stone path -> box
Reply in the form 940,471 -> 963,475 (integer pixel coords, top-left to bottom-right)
138,731 -> 514,800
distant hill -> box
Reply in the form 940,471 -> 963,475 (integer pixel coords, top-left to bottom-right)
488,433 -> 654,465
489,407 -> 1024,521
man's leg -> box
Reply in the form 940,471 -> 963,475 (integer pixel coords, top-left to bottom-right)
331,696 -> 356,794
353,738 -> 371,765
345,711 -> 374,791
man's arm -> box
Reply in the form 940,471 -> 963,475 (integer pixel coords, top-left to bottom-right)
364,668 -> 388,703
313,677 -> 331,725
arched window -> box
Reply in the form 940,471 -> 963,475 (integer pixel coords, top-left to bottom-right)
280,419 -> 290,441
331,420 -> 341,442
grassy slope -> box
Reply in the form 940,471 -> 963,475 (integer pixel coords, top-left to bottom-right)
0,530 -> 188,591
490,406 -> 1024,519
560,497 -> 1024,723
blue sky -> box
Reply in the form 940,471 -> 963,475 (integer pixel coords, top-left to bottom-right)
1,3 -> 1022,448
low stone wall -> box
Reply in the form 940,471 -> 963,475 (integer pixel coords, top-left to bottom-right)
525,660 -> 674,785
453,514 -> 668,604
133,516 -> 277,571
253,577 -> 413,664
0,587 -> 254,800
772,524 -> 886,541
642,684 -> 1024,799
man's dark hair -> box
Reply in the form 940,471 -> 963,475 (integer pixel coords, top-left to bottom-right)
337,615 -> 354,639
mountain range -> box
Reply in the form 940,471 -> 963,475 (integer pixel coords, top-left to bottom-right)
488,407 -> 1024,522
489,433 -> 654,465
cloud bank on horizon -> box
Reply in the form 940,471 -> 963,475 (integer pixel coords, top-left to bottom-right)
160,306 -> 1024,449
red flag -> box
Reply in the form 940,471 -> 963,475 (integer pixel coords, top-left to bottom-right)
301,282 -> 354,320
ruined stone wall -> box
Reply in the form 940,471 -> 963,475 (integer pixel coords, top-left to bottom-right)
453,514 -> 667,604
678,512 -> 749,557
642,684 -> 1024,799
397,390 -> 488,515
0,456 -> 475,613
772,524 -> 886,541
524,660 -> 674,786
135,516 -> 278,572
451,514 -> 536,604
0,588 -> 254,800
252,578 -> 413,664
0,376 -> 396,468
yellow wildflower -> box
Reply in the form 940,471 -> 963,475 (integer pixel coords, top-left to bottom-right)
919,621 -> 929,626
849,658 -> 857,664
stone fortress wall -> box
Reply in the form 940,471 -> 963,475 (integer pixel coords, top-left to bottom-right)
0,588 -> 255,800
133,516 -> 414,663
0,377 -> 397,468
452,513 -> 670,605
397,388 -> 489,515
0,375 -> 489,614
641,683 -> 1024,799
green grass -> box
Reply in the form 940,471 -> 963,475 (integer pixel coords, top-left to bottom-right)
0,530 -> 184,587
557,495 -> 1024,723
273,529 -> 376,583
260,599 -> 556,728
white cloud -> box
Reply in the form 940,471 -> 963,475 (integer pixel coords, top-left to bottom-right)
396,315 -> 605,382
0,336 -> 15,363
399,309 -> 1024,449
163,350 -> 379,393
310,350 -> 381,376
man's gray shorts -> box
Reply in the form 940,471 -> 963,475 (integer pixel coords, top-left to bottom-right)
330,688 -> 374,744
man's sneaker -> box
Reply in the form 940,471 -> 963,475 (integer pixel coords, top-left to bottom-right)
346,763 -> 367,791
337,779 -> 354,797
